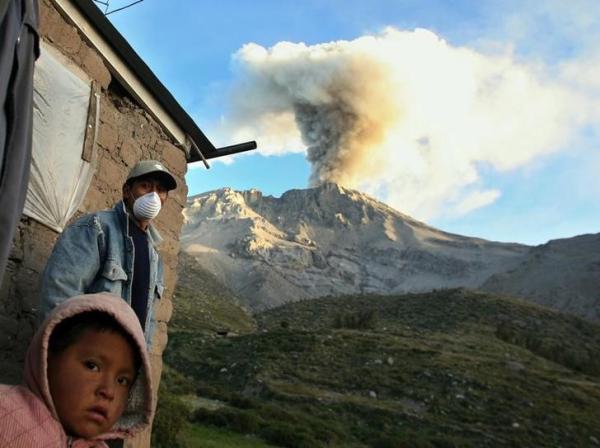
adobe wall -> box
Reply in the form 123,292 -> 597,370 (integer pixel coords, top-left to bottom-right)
0,2 -> 187,446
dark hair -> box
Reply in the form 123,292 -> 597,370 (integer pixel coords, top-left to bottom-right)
48,311 -> 142,372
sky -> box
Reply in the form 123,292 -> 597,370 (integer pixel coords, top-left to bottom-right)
105,0 -> 600,245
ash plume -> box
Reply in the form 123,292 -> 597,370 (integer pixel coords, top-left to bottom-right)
294,70 -> 397,187
224,27 -> 596,220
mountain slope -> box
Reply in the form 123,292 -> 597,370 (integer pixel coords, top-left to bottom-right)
482,233 -> 600,321
172,252 -> 256,335
153,254 -> 260,446
181,183 -> 529,311
165,289 -> 600,447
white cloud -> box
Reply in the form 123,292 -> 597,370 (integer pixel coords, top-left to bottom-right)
451,190 -> 502,217
221,26 -> 598,220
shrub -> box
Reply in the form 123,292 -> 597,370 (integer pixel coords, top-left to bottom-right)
151,388 -> 190,448
258,403 -> 299,422
224,410 -> 261,433
192,408 -> 261,434
193,407 -> 229,427
370,429 -> 464,448
333,310 -> 378,330
495,321 -> 600,376
230,393 -> 259,409
161,364 -> 194,395
258,422 -> 320,448
196,382 -> 227,400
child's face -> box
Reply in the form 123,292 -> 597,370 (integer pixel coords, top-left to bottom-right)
47,328 -> 137,438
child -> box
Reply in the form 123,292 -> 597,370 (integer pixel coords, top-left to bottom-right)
0,293 -> 154,447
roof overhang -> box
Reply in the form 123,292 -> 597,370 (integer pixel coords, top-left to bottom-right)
52,0 -> 256,166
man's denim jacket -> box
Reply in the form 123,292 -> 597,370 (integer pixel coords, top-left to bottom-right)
39,201 -> 165,349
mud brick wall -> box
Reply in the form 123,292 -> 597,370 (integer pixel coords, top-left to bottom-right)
0,2 -> 188,446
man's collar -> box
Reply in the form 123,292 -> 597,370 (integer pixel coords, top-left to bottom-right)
115,201 -> 163,247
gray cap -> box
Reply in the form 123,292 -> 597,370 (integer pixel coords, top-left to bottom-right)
126,160 -> 177,191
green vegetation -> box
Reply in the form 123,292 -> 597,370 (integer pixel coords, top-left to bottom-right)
152,386 -> 190,448
181,424 -> 275,448
170,253 -> 256,335
258,289 -> 600,378
333,309 -> 377,330
151,254 -> 257,445
156,277 -> 600,447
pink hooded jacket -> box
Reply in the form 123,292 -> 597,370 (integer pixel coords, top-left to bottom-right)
0,293 -> 155,447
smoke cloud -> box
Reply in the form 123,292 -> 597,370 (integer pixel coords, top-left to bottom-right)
225,27 -> 595,220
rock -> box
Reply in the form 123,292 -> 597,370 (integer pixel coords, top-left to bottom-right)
386,356 -> 394,366
374,359 -> 383,365
591,436 -> 599,445
506,361 -> 526,372
219,367 -> 228,373
311,250 -> 328,269
512,422 -> 520,429
369,390 -> 377,399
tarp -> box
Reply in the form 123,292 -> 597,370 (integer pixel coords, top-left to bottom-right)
23,45 -> 99,233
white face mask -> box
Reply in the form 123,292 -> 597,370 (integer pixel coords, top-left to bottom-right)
132,192 -> 162,221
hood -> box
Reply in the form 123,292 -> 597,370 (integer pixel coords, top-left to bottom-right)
25,293 -> 155,441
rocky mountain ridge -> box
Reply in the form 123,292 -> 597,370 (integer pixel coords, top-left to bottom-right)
482,233 -> 600,321
181,183 -> 532,311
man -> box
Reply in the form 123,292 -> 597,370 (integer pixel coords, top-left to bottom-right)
39,160 -> 177,348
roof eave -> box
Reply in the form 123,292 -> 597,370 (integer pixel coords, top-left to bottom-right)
63,0 -> 256,163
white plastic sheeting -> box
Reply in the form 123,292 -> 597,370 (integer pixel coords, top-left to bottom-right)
23,46 -> 98,232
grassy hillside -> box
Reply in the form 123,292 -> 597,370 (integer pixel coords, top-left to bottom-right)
153,253 -> 259,447
171,252 -> 256,335
162,287 -> 600,447
258,289 -> 600,377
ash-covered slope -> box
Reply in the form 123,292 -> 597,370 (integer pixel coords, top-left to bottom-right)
482,233 -> 600,321
181,183 -> 528,311
181,184 -> 529,310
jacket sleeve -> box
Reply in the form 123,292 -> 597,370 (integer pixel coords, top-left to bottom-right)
39,216 -> 104,318
146,256 -> 165,351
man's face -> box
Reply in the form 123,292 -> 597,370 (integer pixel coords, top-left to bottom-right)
123,174 -> 169,211
47,329 -> 137,438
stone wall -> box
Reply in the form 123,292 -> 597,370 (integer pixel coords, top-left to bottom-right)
0,2 -> 188,446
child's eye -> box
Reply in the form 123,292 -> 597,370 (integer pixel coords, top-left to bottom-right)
84,361 -> 99,371
117,376 -> 132,387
